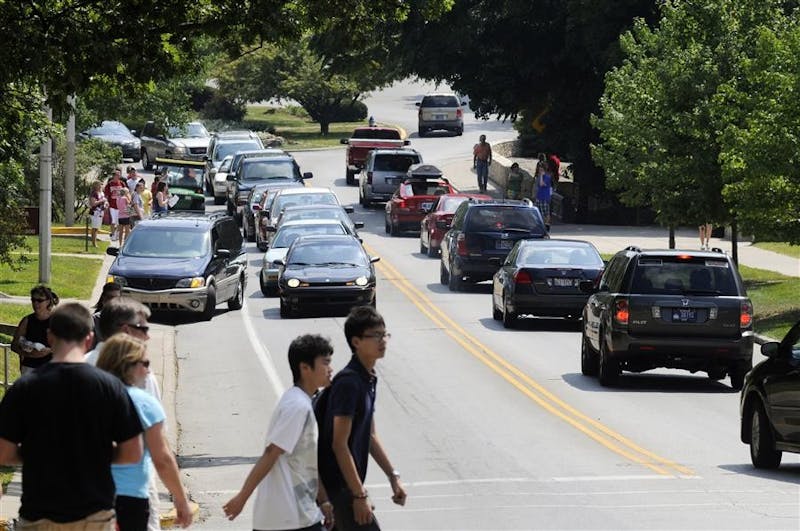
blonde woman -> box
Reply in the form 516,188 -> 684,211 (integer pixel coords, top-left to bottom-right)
88,180 -> 108,247
97,334 -> 192,530
117,188 -> 133,247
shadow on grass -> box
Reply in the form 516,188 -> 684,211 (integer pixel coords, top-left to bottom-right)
755,309 -> 800,340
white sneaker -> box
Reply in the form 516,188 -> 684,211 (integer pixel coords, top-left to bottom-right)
110,232 -> 118,241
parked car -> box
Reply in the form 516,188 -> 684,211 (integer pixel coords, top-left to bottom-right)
227,155 -> 312,222
340,126 -> 409,184
359,148 -> 422,207
384,165 -> 456,236
204,131 -> 264,186
105,212 -> 246,321
209,155 -> 234,204
241,184 -> 272,243
491,239 -> 604,328
420,193 -> 491,257
416,93 -> 465,136
259,219 -> 350,296
274,204 -> 362,241
80,120 -> 140,161
154,157 -> 206,212
739,320 -> 800,469
221,148 -> 288,205
254,186 -> 304,252
139,121 -> 210,170
276,234 -> 379,317
440,199 -> 549,292
580,246 -> 754,388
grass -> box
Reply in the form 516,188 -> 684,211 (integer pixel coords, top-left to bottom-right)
244,106 -> 373,149
753,241 -> 800,259
0,255 -> 102,299
23,236 -> 109,255
0,306 -> 22,490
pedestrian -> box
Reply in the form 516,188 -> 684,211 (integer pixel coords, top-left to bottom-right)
506,162 -> 523,200
130,180 -> 146,226
0,302 -> 144,531
150,172 -> 161,209
90,282 -> 122,349
535,162 -> 553,231
139,178 -> 153,218
154,181 -> 169,214
104,169 -> 125,241
89,180 -> 108,248
473,135 -> 492,192
97,334 -> 193,531
223,334 -> 335,530
126,166 -> 139,192
117,188 -> 133,246
548,153 -> 561,186
699,223 -> 713,250
317,306 -> 406,531
10,285 -> 59,376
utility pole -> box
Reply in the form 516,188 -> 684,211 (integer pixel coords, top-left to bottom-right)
39,103 -> 53,284
65,95 -> 76,226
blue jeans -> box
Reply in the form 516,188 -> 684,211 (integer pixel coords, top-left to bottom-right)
475,159 -> 489,190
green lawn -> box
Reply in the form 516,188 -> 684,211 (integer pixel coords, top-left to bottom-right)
753,241 -> 800,259
23,236 -> 109,255
0,255 -> 102,299
245,106 -> 375,149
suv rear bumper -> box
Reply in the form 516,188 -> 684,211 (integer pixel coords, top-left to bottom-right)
123,287 -> 209,313
607,330 -> 754,370
511,293 -> 588,316
419,119 -> 463,131
453,256 -> 505,282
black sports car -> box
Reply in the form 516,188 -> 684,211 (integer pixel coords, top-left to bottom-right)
276,235 -> 379,318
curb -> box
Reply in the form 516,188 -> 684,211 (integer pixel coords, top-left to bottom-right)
160,501 -> 200,528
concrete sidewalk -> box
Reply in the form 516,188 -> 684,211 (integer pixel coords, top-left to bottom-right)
437,156 -> 799,277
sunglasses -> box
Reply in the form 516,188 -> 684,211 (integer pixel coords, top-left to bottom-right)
136,359 -> 151,368
127,323 -> 150,334
31,298 -> 48,303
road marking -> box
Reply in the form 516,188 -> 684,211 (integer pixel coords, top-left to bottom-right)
366,244 -> 695,478
241,298 -> 285,398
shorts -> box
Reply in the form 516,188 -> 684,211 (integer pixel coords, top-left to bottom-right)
17,509 -> 116,530
118,217 -> 131,226
91,210 -> 104,229
109,208 -> 119,225
536,199 -> 550,219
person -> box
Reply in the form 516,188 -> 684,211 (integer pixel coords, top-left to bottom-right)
97,334 -> 193,531
178,168 -> 197,188
117,187 -> 133,246
223,334 -> 335,531
89,180 -> 108,247
104,169 -> 125,241
699,223 -> 713,250
150,172 -> 162,209
126,166 -> 140,192
317,306 -> 406,531
535,162 -> 553,230
0,303 -> 144,530
139,178 -> 153,218
154,181 -> 169,214
506,162 -> 523,200
90,282 -> 122,349
548,153 -> 561,187
10,285 -> 59,376
473,135 -> 492,192
130,180 -> 146,227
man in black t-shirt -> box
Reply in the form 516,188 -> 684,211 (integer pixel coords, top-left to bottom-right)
0,303 -> 143,529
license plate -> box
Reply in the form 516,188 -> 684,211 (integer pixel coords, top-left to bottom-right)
434,114 -> 447,120
420,202 -> 433,211
496,240 -> 513,250
671,308 -> 697,322
552,277 -> 574,287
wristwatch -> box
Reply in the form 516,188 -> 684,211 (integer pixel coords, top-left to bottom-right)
390,469 -> 401,479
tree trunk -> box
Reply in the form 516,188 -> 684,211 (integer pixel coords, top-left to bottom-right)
668,225 -> 675,249
319,121 -> 330,135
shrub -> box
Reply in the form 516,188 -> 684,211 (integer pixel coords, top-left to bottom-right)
201,90 -> 246,122
329,100 -> 368,122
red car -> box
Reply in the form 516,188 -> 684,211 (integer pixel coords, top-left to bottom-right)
385,177 -> 457,237
419,193 -> 491,257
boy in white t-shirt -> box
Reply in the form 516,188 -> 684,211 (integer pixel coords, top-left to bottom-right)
224,335 -> 334,531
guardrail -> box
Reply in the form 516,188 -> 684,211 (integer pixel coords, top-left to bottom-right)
1,342 -> 10,390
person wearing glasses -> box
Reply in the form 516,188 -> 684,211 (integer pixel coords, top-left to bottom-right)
10,285 -> 59,375
317,306 -> 407,530
97,334 -> 193,530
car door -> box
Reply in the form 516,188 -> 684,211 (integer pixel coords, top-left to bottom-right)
585,255 -> 625,349
763,323 -> 800,444
493,243 -> 519,308
217,219 -> 245,300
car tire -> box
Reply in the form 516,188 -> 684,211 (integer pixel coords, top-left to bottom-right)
256,240 -> 268,252
201,284 -> 216,321
259,271 -> 271,297
245,223 -> 255,242
213,196 -> 225,205
581,329 -> 599,376
346,168 -> 355,186
226,201 -> 234,216
448,264 -> 462,292
492,295 -> 502,321
418,128 -> 425,137
371,293 -> 377,308
279,297 -> 289,318
142,150 -> 153,171
228,277 -> 244,310
730,362 -> 750,391
456,127 -> 463,136
749,401 -> 782,469
440,261 -> 449,286
427,235 -> 438,257
420,239 -> 427,254
502,292 -> 517,329
598,335 -> 620,387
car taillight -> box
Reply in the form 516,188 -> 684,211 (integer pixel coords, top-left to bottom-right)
367,171 -> 373,184
397,199 -> 406,209
456,108 -> 463,118
252,205 -> 261,211
614,298 -> 629,325
514,270 -> 532,284
456,233 -> 468,256
740,300 -> 753,328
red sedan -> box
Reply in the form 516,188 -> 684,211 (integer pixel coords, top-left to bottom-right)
419,193 -> 491,257
385,178 -> 457,236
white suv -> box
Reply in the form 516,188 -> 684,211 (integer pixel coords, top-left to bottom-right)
416,93 -> 465,136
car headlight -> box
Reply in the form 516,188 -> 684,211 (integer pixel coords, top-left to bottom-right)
124,140 -> 138,147
354,276 -> 368,286
106,275 -> 126,286
215,174 -> 227,182
172,145 -> 187,154
287,278 -> 300,288
176,277 -> 205,288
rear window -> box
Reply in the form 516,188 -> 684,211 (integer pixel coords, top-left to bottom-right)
242,160 -> 297,180
216,141 -> 262,161
421,95 -> 459,107
373,154 -> 419,172
273,224 -> 346,248
352,129 -> 402,140
466,207 -> 545,233
275,193 -> 338,212
518,243 -> 603,267
440,196 -> 468,213
401,182 -> 449,196
630,257 -> 738,295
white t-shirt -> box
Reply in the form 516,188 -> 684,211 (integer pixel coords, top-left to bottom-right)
252,386 -> 323,530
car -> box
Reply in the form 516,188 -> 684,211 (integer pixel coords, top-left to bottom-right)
80,120 -> 141,161
259,219 -> 350,296
254,186 -> 304,251
340,126 -> 409,184
139,121 -> 210,170
266,187 -> 342,231
384,165 -> 456,236
580,246 -> 755,388
105,211 -> 246,321
154,157 -> 206,212
273,204 -> 363,241
491,239 -> 605,328
275,234 -> 379,317
204,131 -> 264,185
416,93 -> 466,136
227,155 -> 311,221
209,155 -> 234,204
359,148 -> 422,207
221,148 -> 289,205
740,320 -> 800,469
440,199 -> 549,292
420,192 -> 491,257
241,184 -> 272,243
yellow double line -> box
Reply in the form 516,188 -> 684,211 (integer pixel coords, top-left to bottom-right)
366,243 -> 695,478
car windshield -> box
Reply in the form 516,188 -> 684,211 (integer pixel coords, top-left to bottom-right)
289,243 -> 367,266
275,193 -> 338,213
402,181 -> 449,197
161,165 -> 205,188
168,123 -> 209,138
242,160 -> 297,181
467,208 -> 545,233
630,258 -> 738,295
421,95 -> 459,107
440,196 -> 468,213
273,225 -> 347,248
218,157 -> 233,172
216,141 -> 262,161
87,122 -> 130,135
518,243 -> 603,267
122,228 -> 209,258
374,155 -> 419,172
352,129 -> 401,140
281,209 -> 347,226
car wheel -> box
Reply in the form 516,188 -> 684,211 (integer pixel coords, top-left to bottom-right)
418,128 -> 425,137
245,223 -> 255,242
346,168 -> 355,186
457,127 -> 463,136
142,150 -> 153,171
201,284 -> 216,321
256,240 -> 268,252
440,261 -> 449,285
581,329 -> 599,376
226,200 -> 234,216
492,294 -> 502,321
228,277 -> 244,310
279,297 -> 289,318
213,196 -> 225,205
502,292 -> 517,329
598,335 -> 620,386
427,236 -> 438,258
749,401 -> 782,469
730,362 -> 750,391
371,293 -> 377,308
420,239 -> 427,254
448,264 -> 462,292
259,271 -> 271,297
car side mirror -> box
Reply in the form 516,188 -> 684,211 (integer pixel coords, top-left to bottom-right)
404,139 -> 411,145
203,155 -> 209,161
578,280 -> 597,294
761,342 -> 781,358
216,248 -> 231,258
415,102 -> 421,107
354,222 -> 364,229
132,130 -> 139,137
274,259 -> 285,267
226,174 -> 236,181
344,206 -> 354,214
369,256 -> 380,263
340,139 -> 349,145
265,226 -> 277,232
106,247 -> 119,257
303,172 -> 313,179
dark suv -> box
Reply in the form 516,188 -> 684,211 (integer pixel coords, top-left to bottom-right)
580,246 -> 754,388
227,155 -> 311,222
106,212 -> 246,321
440,199 -> 548,291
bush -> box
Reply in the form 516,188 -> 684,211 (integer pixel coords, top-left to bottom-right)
201,90 -> 246,122
329,100 -> 368,122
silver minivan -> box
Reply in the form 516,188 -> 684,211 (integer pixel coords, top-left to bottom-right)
416,93 -> 465,136
359,149 -> 422,207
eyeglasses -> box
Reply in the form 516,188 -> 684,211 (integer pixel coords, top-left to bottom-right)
361,332 -> 391,341
136,359 -> 151,368
127,323 -> 150,334
31,298 -> 48,303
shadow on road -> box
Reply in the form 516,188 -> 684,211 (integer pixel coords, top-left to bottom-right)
178,454 -> 259,469
717,463 -> 800,485
562,371 -> 738,394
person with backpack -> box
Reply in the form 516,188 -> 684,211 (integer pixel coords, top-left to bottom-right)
317,306 -> 407,530
223,334 -> 335,531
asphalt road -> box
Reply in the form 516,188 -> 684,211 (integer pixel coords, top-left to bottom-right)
169,80 -> 800,530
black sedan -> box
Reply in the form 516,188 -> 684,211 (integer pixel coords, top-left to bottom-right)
491,239 -> 604,328
740,320 -> 800,468
80,120 -> 141,161
275,235 -> 379,318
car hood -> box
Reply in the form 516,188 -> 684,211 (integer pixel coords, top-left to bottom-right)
264,247 -> 289,265
168,137 -> 209,148
283,264 -> 372,282
111,255 -> 208,278
89,133 -> 137,143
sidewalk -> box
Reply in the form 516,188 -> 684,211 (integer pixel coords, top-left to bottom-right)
438,157 -> 799,277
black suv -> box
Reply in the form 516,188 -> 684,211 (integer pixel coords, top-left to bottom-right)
580,246 -> 754,388
106,212 -> 246,321
440,199 -> 548,291
226,155 -> 311,222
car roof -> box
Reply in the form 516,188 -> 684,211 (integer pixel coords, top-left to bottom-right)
623,247 -> 730,258
139,211 -> 231,229
279,219 -> 346,228
292,234 -> 361,245
465,199 -> 536,208
235,149 -> 287,158
213,130 -> 257,137
423,92 -> 458,97
242,155 -> 294,164
276,186 -> 334,195
371,148 -> 420,156
438,193 -> 492,200
518,238 -> 596,247
283,204 -> 345,212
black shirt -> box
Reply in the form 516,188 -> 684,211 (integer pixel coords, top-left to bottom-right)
0,363 -> 144,523
21,313 -> 51,368
318,356 -> 377,495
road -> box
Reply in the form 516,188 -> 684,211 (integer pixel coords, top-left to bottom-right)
170,80 -> 800,530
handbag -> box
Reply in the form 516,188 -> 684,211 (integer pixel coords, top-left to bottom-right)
102,208 -> 111,226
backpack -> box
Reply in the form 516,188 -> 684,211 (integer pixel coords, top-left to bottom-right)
313,368 -> 357,426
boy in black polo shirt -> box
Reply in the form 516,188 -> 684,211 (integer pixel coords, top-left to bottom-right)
318,306 -> 406,530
